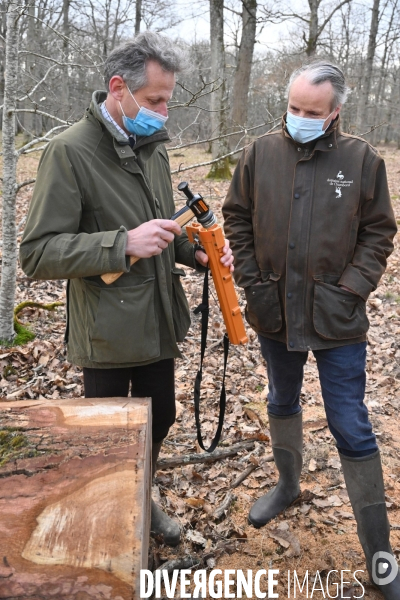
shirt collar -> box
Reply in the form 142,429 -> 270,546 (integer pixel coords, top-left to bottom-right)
100,101 -> 136,145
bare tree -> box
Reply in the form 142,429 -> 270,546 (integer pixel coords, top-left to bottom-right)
207,0 -> 230,179
356,0 -> 380,130
0,1 -> 21,342
229,0 -> 257,151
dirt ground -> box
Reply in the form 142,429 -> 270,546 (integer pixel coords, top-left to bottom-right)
1,142 -> 400,599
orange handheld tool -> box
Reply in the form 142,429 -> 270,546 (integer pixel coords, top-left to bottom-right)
101,186 -> 215,285
179,183 -> 248,346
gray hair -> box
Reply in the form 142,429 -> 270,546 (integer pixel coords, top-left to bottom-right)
288,61 -> 349,109
104,31 -> 186,92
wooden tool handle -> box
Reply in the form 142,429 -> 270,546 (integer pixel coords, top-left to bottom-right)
100,208 -> 195,285
101,256 -> 139,284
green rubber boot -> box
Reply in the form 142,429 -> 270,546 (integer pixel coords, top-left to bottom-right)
249,410 -> 303,528
151,441 -> 181,546
340,451 -> 400,599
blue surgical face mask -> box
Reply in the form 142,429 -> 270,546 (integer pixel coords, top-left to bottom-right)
286,110 -> 334,144
120,88 -> 168,136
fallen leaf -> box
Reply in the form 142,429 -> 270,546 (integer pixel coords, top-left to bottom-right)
309,458 -> 317,472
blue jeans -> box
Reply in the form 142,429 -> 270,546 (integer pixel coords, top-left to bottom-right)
258,336 -> 377,458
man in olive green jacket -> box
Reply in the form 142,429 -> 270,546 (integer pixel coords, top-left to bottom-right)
20,32 -> 232,547
223,61 -> 399,598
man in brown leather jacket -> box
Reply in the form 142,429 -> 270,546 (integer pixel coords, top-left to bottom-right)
223,61 -> 399,598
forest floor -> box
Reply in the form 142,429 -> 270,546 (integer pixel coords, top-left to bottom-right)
1,142 -> 400,599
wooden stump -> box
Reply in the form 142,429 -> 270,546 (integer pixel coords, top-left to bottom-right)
0,397 -> 151,599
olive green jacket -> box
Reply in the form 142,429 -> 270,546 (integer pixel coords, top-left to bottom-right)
222,117 -> 397,351
20,91 -> 197,367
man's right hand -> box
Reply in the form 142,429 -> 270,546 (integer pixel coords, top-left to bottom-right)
126,219 -> 182,258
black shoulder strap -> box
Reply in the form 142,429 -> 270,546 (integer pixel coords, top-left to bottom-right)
193,269 -> 230,453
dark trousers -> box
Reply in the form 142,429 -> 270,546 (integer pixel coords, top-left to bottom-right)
83,359 -> 176,443
259,336 -> 377,458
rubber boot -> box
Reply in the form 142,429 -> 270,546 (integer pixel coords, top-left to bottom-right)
151,441 -> 181,546
340,451 -> 400,599
249,410 -> 303,528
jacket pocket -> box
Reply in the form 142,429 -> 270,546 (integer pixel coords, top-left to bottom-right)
89,276 -> 160,363
244,273 -> 282,333
171,267 -> 190,342
313,279 -> 369,340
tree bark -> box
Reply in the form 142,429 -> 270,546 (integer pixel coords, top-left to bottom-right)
356,0 -> 380,132
23,3 -> 36,142
207,0 -> 230,179
62,0 -> 70,119
135,0 -> 142,34
306,0 -> 320,56
0,2 -> 20,343
229,0 -> 257,151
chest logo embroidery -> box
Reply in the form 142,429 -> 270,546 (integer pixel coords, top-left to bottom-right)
327,171 -> 354,197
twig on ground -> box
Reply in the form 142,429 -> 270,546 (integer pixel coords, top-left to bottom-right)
157,440 -> 257,469
231,463 -> 258,488
214,491 -> 237,520
155,555 -> 201,573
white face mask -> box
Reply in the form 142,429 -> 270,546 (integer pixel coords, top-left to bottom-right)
286,110 -> 334,144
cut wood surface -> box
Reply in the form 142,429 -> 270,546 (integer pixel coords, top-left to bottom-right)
0,397 -> 151,599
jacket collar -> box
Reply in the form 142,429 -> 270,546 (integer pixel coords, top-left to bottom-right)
89,90 -> 170,150
281,111 -> 339,152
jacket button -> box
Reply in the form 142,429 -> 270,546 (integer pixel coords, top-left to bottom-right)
287,292 -> 292,298
328,144 -> 332,148
121,150 -> 125,154
289,242 -> 295,249
289,341 -> 294,348
294,193 -> 300,199
297,148 -> 301,152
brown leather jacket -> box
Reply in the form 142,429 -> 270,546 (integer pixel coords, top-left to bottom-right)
222,118 -> 397,351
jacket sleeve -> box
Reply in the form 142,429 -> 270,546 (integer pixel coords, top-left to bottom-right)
20,140 -> 130,280
338,154 -> 397,300
173,230 -> 197,269
222,144 -> 261,288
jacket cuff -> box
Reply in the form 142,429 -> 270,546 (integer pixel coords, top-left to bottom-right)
102,226 -> 130,273
338,265 -> 373,301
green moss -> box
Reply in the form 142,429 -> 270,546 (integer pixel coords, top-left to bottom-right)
0,428 -> 29,467
206,157 -> 231,180
3,365 -> 17,378
0,300 -> 64,347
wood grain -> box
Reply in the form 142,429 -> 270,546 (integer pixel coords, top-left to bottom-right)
0,397 -> 151,599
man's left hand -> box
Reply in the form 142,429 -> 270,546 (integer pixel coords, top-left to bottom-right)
195,240 -> 234,272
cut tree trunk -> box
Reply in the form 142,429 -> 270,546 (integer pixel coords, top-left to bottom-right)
0,396 -> 151,599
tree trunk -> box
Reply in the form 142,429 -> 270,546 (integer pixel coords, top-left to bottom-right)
306,0 -> 319,56
135,0 -> 142,34
356,0 -> 380,132
229,0 -> 257,151
0,2 -> 20,343
62,0 -> 70,119
0,397 -> 151,597
207,0 -> 230,179
23,3 -> 36,142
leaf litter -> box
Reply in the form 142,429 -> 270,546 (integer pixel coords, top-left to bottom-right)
0,147 -> 399,598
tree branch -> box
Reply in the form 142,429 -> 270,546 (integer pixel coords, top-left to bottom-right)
17,124 -> 69,155
156,440 -> 258,469
15,179 -> 36,192
18,50 -> 103,70
171,123 -> 280,174
167,119 -> 277,151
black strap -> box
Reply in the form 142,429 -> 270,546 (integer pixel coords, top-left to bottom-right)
193,269 -> 230,453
